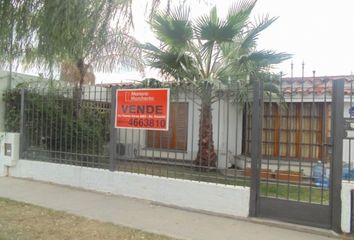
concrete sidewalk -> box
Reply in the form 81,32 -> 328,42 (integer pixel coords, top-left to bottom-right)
0,177 -> 338,240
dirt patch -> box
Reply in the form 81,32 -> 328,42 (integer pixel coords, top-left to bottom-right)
0,198 -> 178,240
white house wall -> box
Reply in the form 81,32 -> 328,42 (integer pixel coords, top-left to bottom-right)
116,93 -> 244,169
82,85 -> 111,102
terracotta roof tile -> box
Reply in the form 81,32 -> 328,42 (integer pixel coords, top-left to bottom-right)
281,75 -> 354,96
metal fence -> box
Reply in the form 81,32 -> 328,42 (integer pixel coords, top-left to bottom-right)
6,74 -> 352,231
12,82 -> 254,186
248,71 -> 353,208
11,75 -> 353,195
344,79 -> 354,183
20,86 -> 111,168
111,84 -> 253,187
254,72 -> 333,205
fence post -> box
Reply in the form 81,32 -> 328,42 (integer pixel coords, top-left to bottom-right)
249,80 -> 263,217
109,86 -> 118,171
331,79 -> 345,232
19,88 -> 26,158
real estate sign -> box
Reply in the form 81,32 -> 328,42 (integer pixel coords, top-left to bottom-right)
115,89 -> 170,131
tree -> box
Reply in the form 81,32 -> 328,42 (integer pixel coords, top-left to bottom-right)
0,0 -> 143,89
0,0 -> 42,88
33,0 -> 145,87
142,0 -> 291,168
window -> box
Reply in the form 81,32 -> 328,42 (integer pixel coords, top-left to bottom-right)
243,102 -> 331,160
146,102 -> 188,151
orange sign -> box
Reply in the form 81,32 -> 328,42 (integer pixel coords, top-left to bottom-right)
115,89 -> 170,130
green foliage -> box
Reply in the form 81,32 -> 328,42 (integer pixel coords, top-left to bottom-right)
0,0 -> 143,82
3,89 -> 21,132
0,0 -> 40,67
3,88 -> 110,157
33,0 -> 140,71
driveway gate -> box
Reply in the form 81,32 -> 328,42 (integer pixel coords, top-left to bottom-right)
249,78 -> 346,231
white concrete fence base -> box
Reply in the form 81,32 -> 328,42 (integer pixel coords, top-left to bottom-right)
8,159 -> 250,218
341,181 -> 354,233
3,158 -> 354,232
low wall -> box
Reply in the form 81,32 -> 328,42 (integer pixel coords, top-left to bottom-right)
9,159 -> 250,218
342,181 -> 354,233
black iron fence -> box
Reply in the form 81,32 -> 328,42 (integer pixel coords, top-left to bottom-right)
5,74 -> 352,199
344,80 -> 354,183
254,73 -> 334,205
19,86 -> 111,168
110,84 -> 253,187
10,82 -> 254,186
4,73 -> 352,231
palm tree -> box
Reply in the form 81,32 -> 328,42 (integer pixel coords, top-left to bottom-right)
142,0 -> 291,168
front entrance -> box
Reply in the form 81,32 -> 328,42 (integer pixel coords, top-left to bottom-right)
250,79 -> 346,231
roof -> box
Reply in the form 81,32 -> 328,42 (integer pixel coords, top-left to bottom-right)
95,75 -> 354,97
96,81 -> 140,88
281,75 -> 354,96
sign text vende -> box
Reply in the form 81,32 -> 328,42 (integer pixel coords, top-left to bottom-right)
115,89 -> 170,130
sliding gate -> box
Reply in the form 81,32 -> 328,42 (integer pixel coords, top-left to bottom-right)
249,79 -> 346,231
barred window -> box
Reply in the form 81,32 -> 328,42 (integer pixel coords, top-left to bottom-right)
243,102 -> 331,160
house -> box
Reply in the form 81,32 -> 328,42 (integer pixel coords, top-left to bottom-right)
5,70 -> 350,175
98,75 -> 354,174
0,71 -> 42,131
96,82 -> 244,169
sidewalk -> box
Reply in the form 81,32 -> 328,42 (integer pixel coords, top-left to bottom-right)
0,177 -> 338,240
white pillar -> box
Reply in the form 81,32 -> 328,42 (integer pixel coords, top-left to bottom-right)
0,132 -> 5,176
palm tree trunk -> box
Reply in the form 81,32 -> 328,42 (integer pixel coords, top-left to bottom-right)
77,58 -> 86,89
195,103 -> 217,169
73,58 -> 86,117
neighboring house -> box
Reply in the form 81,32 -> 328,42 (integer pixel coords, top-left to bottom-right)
0,71 -> 42,131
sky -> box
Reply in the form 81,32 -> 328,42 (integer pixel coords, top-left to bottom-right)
98,0 -> 354,83
252,0 -> 354,78
15,0 -> 354,83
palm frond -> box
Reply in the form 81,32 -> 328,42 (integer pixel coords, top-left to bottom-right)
142,43 -> 198,80
239,14 -> 278,51
151,7 -> 193,52
194,7 -> 237,43
241,50 -> 292,68
227,0 -> 256,32
228,0 -> 257,17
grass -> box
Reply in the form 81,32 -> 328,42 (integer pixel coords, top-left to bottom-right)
0,197 -> 178,240
260,182 -> 329,204
117,160 -> 329,204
